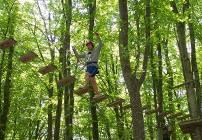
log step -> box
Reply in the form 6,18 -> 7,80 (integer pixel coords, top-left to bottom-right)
38,64 -> 57,75
93,95 -> 108,103
179,118 -> 202,133
57,76 -> 75,86
19,51 -> 38,63
107,98 -> 125,107
74,86 -> 89,95
0,39 -> 17,49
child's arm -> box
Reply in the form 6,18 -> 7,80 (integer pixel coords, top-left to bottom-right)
72,46 -> 86,59
94,32 -> 103,51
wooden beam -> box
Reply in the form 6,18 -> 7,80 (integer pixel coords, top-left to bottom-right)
19,51 -> 38,63
107,98 -> 125,107
38,64 -> 57,75
57,76 -> 75,86
179,118 -> 202,133
93,95 -> 108,103
0,38 -> 16,49
74,86 -> 89,95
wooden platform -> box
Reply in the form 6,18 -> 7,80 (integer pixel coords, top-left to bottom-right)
19,51 -> 38,63
179,118 -> 202,133
93,95 -> 108,103
38,64 -> 57,75
57,76 -> 75,86
74,86 -> 89,95
107,98 -> 125,107
0,38 -> 16,49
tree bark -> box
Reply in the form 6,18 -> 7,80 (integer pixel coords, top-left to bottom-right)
0,50 -> 6,113
163,39 -> 176,140
114,106 -> 124,139
54,49 -> 63,140
170,1 -> 201,139
0,46 -> 14,140
157,39 -> 164,140
61,0 -> 73,139
186,0 -> 201,117
88,0 -> 99,140
118,0 -> 151,139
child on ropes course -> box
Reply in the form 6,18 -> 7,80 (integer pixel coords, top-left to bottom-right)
72,32 -> 103,99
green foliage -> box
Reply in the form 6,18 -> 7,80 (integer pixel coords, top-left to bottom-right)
1,0 -> 202,139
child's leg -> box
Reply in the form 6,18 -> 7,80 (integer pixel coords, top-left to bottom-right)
89,76 -> 99,95
85,72 -> 91,86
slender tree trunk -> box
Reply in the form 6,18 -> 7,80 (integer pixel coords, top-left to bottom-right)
0,50 -> 5,113
104,119 -> 111,140
157,40 -> 164,140
61,0 -> 73,139
47,73 -> 53,140
0,46 -> 14,140
150,43 -> 159,140
54,49 -> 63,140
114,106 -> 124,139
163,39 -> 176,140
88,0 -> 99,139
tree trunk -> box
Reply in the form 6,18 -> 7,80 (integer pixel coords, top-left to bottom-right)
0,46 -> 14,140
114,106 -> 124,139
170,1 -> 201,139
61,0 -> 73,139
47,73 -> 54,140
88,0 -> 99,139
0,50 -> 6,113
118,0 -> 151,139
157,40 -> 164,140
163,39 -> 176,140
186,0 -> 201,116
54,49 -> 63,140
150,42 -> 159,140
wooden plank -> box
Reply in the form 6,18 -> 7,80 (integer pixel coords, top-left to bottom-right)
74,86 -> 89,95
57,76 -> 75,86
0,38 -> 16,49
93,95 -> 108,103
38,64 -> 57,75
19,51 -> 38,63
179,118 -> 202,133
107,98 -> 125,107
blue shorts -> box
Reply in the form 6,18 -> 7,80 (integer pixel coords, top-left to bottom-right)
86,65 -> 99,77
